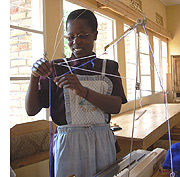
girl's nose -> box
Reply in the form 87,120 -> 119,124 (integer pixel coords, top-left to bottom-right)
73,36 -> 81,44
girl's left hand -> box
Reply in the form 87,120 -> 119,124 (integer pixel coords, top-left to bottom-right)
54,74 -> 86,97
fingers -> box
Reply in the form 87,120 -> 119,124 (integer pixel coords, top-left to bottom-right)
54,74 -> 80,89
32,58 -> 53,78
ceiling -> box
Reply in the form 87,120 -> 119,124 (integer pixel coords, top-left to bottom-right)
160,0 -> 180,6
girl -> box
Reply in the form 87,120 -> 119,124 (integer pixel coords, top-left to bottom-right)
26,9 -> 127,177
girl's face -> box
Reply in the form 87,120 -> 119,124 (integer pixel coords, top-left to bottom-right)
66,19 -> 98,58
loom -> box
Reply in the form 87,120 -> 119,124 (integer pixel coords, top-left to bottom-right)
94,148 -> 166,177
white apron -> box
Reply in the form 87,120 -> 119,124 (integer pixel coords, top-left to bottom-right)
53,61 -> 116,177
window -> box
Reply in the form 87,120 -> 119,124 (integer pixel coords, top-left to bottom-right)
161,41 -> 168,90
10,0 -> 45,128
124,24 -> 138,101
139,32 -> 151,97
153,36 -> 168,92
124,24 -> 151,101
63,0 -> 116,61
63,1 -> 82,58
95,12 -> 116,61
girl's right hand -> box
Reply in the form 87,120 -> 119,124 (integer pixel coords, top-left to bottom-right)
31,58 -> 53,78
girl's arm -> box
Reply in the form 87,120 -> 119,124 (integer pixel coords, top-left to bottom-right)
25,75 -> 42,116
25,58 -> 52,116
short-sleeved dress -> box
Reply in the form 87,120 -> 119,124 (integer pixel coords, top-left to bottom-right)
38,54 -> 127,177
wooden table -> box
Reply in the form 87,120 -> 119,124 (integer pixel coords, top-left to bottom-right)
112,103 -> 180,159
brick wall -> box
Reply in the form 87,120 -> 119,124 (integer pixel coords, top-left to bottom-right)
10,0 -> 39,128
96,22 -> 108,59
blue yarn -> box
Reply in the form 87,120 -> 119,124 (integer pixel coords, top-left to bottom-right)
49,78 -> 52,177
163,142 -> 180,177
60,57 -> 97,77
91,60 -> 95,68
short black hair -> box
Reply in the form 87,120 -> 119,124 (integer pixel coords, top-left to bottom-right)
66,9 -> 98,32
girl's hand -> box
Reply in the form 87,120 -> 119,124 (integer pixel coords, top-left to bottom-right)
54,74 -> 86,97
32,58 -> 52,78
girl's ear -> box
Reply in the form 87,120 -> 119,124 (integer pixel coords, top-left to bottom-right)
93,31 -> 98,41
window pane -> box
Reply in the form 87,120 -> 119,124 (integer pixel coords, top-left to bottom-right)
10,29 -> 44,77
140,54 -> 150,75
95,13 -> 116,61
162,57 -> 168,91
124,24 -> 140,101
140,33 -> 151,97
153,36 -> 161,92
124,25 -> 136,64
162,41 -> 167,58
155,71 -> 162,92
10,80 -> 46,128
140,32 -> 149,54
63,0 -> 116,61
63,1 -> 84,58
141,76 -> 151,97
153,37 -> 160,66
162,41 -> 168,90
10,0 -> 43,31
10,0 -> 45,128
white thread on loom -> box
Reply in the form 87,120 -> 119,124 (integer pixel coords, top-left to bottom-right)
52,9 -> 88,61
54,18 -> 64,52
143,25 -> 175,176
55,61 -> 173,95
72,9 -> 87,24
52,35 -> 64,60
55,63 -> 134,80
56,54 -> 96,65
53,24 -> 136,79
63,57 -> 73,74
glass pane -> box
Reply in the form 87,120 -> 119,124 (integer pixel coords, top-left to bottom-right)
10,0 -> 43,31
153,36 -> 162,92
95,13 -> 115,61
153,36 -> 160,66
162,57 -> 168,90
140,32 -> 149,54
126,63 -> 140,101
124,25 -> 136,64
140,54 -> 150,75
162,41 -> 168,91
10,80 -> 46,128
10,29 -> 44,77
141,76 -> 151,97
63,0 -> 116,61
63,0 -> 83,58
124,24 -> 140,101
162,41 -> 167,58
155,71 -> 162,92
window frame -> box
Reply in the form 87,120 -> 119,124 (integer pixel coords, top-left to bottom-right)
63,0 -> 117,61
124,23 -> 152,101
153,35 -> 168,93
10,0 -> 47,127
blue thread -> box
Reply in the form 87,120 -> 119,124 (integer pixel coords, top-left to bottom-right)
91,60 -> 95,68
60,57 -> 97,77
49,78 -> 52,177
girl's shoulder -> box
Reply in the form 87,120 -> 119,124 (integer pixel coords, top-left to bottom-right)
95,58 -> 119,74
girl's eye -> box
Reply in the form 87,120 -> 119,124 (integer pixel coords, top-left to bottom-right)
67,36 -> 75,41
66,33 -> 91,41
78,34 -> 85,39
